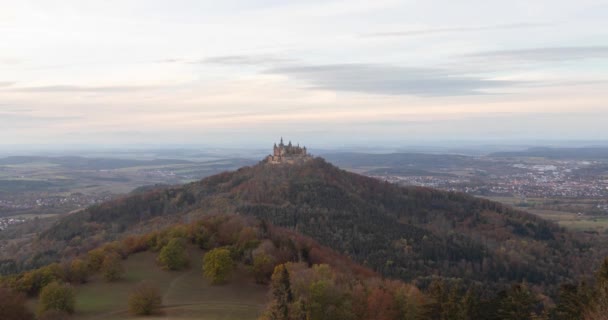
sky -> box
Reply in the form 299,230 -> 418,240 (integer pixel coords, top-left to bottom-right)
0,0 -> 607,148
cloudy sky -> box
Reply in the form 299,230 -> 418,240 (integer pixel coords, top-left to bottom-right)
1,0 -> 607,148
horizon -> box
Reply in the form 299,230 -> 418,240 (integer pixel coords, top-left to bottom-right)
1,0 -> 607,146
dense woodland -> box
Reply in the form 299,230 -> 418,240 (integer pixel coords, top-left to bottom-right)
1,157 -> 606,318
1,214 -> 608,319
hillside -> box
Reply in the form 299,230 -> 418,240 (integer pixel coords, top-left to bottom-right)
36,158 -> 600,294
32,250 -> 267,320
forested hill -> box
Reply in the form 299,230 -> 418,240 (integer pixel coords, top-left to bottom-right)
40,157 -> 600,293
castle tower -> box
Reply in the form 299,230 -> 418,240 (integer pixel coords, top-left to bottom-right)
267,138 -> 311,164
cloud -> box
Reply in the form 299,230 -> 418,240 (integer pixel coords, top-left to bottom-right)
0,112 -> 82,125
466,46 -> 608,61
267,64 -> 515,96
0,81 -> 14,87
199,54 -> 294,66
361,23 -> 550,38
6,85 -> 159,93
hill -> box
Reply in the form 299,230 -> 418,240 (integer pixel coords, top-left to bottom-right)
34,158 -> 600,294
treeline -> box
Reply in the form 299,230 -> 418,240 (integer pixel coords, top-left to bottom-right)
1,213 -> 608,319
0,214 -> 379,318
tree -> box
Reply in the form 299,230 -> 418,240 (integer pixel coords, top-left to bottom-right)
584,258 -> 608,320
128,281 -> 162,316
158,238 -> 189,271
0,287 -> 35,320
555,283 -> 591,320
269,264 -> 294,320
203,248 -> 234,284
37,282 -> 75,316
101,253 -> 124,282
252,252 -> 275,284
86,248 -> 105,272
68,258 -> 88,284
497,283 -> 539,320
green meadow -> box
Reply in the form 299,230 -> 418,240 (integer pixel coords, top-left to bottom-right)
31,250 -> 268,320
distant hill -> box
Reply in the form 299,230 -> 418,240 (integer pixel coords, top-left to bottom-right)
37,158 -> 600,294
0,156 -> 193,170
321,152 -> 475,169
490,147 -> 608,160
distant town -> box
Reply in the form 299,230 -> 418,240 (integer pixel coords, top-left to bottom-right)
374,160 -> 608,200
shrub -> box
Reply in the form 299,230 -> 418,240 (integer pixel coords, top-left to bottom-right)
203,248 -> 234,284
158,238 -> 189,271
68,258 -> 88,284
37,282 -> 75,315
252,252 -> 275,284
101,253 -> 124,282
128,281 -> 162,315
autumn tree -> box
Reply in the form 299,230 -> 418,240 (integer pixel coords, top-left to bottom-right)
128,281 -> 162,316
101,253 -> 124,282
203,247 -> 234,284
68,258 -> 88,284
0,287 -> 35,320
252,252 -> 275,284
37,282 -> 75,316
555,283 -> 592,320
86,248 -> 106,272
366,287 -> 397,320
497,283 -> 539,320
269,264 -> 294,320
584,258 -> 608,320
158,238 -> 189,271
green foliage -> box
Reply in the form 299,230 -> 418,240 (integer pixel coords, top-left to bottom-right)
101,253 -> 124,282
203,247 -> 234,284
128,281 -> 162,316
252,252 -> 275,284
269,264 -> 293,320
86,248 -> 106,272
157,238 -> 189,271
37,282 -> 75,315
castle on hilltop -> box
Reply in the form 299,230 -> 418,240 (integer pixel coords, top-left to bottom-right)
266,137 -> 312,164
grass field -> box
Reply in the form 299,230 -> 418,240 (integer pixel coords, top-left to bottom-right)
486,196 -> 608,233
31,250 -> 268,320
529,209 -> 608,232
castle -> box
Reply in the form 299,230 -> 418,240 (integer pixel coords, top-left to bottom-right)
266,138 -> 312,164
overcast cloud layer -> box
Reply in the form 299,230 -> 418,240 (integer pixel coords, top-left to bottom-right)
0,0 -> 607,147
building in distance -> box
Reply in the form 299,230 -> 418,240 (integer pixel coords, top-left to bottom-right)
266,137 -> 312,164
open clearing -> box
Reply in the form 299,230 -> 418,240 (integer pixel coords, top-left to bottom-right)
30,250 -> 268,320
